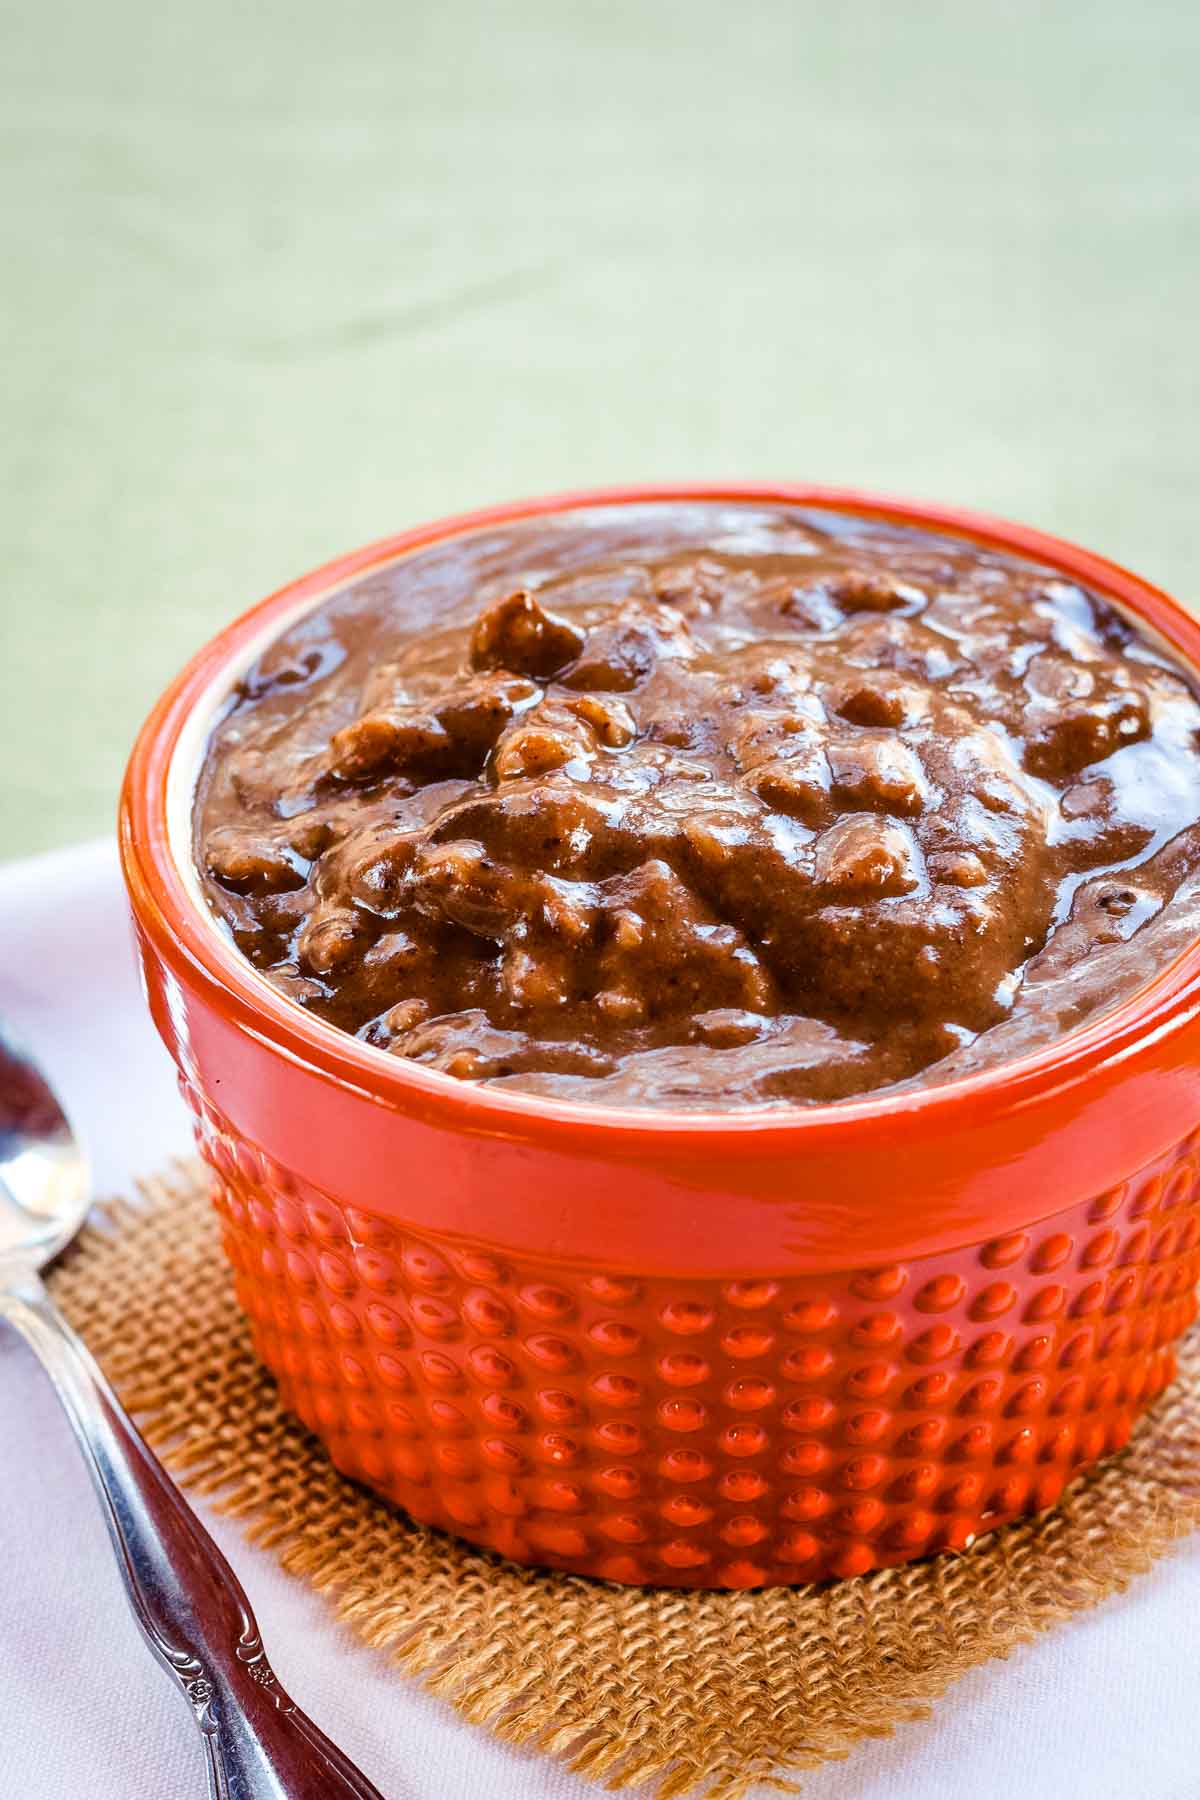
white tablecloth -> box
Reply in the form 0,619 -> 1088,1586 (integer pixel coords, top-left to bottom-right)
2,841 -> 1197,1800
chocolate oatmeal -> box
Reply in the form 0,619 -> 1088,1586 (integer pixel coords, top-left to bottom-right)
192,502 -> 1200,1108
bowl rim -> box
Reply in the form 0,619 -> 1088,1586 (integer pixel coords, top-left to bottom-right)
119,479 -> 1200,1152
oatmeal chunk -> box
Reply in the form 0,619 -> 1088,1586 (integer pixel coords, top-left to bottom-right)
470,588 -> 585,679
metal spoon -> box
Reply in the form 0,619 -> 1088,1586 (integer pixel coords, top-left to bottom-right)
0,1023 -> 386,1800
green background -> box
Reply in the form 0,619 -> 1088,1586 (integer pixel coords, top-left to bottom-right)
4,0 -> 1198,860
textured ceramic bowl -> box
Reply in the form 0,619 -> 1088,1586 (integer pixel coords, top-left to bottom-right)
120,484 -> 1200,1588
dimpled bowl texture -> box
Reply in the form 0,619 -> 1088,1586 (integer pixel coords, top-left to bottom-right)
120,484 -> 1200,1588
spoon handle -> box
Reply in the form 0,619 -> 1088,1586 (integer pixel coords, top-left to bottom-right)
1,1276 -> 386,1800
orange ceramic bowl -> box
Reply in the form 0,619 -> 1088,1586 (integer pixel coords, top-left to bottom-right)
120,484 -> 1200,1588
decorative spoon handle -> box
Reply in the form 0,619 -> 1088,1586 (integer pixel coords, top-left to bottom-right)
1,1275 -> 385,1799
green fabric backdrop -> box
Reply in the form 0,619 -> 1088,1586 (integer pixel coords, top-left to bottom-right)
4,0 -> 1198,857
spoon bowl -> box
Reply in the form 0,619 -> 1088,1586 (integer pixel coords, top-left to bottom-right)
0,1028 -> 89,1272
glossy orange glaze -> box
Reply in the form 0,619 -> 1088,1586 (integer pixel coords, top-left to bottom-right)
120,485 -> 1200,1584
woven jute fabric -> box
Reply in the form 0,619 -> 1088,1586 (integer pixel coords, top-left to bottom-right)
48,1163 -> 1200,1800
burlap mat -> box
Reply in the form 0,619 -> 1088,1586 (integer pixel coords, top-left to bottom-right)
48,1163 -> 1200,1799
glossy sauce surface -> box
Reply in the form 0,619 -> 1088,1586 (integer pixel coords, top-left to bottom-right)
193,503 -> 1200,1109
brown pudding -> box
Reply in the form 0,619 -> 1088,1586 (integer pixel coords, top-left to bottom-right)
193,502 -> 1200,1109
